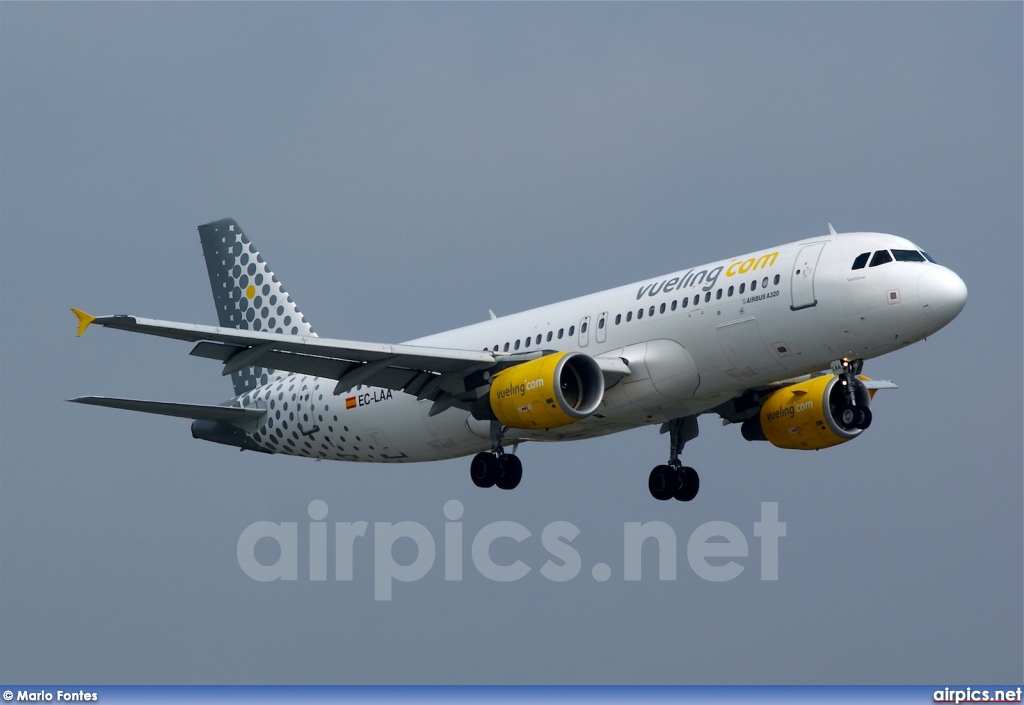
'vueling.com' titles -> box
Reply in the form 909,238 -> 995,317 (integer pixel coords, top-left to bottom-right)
636,251 -> 779,300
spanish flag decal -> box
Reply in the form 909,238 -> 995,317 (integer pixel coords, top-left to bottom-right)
345,397 -> 357,410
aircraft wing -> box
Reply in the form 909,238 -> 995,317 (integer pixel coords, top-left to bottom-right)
72,309 -> 631,413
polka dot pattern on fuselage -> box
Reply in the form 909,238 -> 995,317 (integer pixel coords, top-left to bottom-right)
197,218 -> 317,395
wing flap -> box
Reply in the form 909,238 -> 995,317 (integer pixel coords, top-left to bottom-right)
69,396 -> 266,422
190,341 -> 358,380
189,342 -> 427,394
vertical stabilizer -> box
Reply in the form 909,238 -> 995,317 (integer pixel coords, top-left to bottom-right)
197,218 -> 316,396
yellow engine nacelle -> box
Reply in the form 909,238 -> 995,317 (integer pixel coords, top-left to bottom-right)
487,352 -> 604,430
742,374 -> 877,450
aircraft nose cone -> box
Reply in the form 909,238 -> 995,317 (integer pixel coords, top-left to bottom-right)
918,267 -> 967,328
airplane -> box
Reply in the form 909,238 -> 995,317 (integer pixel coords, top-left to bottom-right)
70,219 -> 967,501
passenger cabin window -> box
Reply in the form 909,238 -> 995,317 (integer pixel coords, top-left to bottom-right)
637,309 -> 644,320
547,331 -> 553,342
598,318 -> 605,329
503,342 -> 509,352
670,300 -> 677,311
558,329 -> 564,339
892,249 -> 926,262
659,303 -> 666,314
739,283 -> 745,294
751,280 -> 757,291
727,286 -> 734,296
524,337 -> 530,348
615,314 -> 621,325
536,334 -> 542,345
869,250 -> 893,267
704,291 -> 711,303
568,325 -> 575,336
774,274 -> 781,285
581,322 -> 588,334
514,340 -> 520,350
852,252 -> 870,270
682,296 -> 689,307
762,277 -> 769,288
626,311 -> 632,322
649,306 -> 655,317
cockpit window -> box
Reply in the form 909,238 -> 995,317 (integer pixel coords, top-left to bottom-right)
869,250 -> 893,267
892,249 -> 926,262
852,252 -> 870,270
921,251 -> 937,263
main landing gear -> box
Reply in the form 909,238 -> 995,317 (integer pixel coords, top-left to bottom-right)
470,420 -> 522,490
649,416 -> 700,502
471,451 -> 522,490
469,417 -> 705,499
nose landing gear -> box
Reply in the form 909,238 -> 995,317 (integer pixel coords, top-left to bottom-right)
831,358 -> 872,431
468,414 -> 705,500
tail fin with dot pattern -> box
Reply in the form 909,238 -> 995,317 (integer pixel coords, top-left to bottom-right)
197,218 -> 316,396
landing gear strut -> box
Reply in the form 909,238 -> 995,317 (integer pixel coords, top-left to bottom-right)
470,421 -> 522,490
831,358 -> 872,431
649,416 -> 700,502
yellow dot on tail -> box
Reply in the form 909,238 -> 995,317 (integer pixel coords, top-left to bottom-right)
245,285 -> 256,299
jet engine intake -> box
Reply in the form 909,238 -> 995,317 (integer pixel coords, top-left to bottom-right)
741,374 -> 875,450
484,352 -> 604,430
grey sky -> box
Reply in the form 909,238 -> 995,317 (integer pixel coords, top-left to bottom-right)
1,2 -> 1021,684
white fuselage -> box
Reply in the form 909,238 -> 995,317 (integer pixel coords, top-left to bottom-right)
231,232 -> 966,463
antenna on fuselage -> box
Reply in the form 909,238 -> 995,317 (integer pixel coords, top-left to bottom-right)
828,223 -> 838,235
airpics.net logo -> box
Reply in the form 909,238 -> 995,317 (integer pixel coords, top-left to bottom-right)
237,501 -> 786,600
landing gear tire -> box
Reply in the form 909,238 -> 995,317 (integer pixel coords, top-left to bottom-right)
470,452 -> 499,488
650,416 -> 701,503
496,454 -> 523,490
838,404 -> 872,431
648,464 -> 677,501
833,358 -> 872,432
855,406 -> 872,430
673,466 -> 700,502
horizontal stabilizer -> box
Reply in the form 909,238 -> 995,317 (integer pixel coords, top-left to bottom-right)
69,396 -> 266,422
